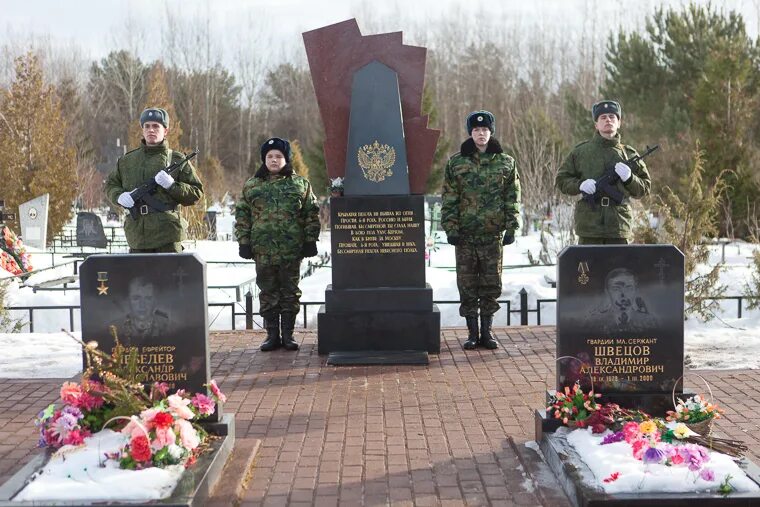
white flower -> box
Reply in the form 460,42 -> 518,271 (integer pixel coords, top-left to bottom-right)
330,177 -> 343,188
167,444 -> 183,460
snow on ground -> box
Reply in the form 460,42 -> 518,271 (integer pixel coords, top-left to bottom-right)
2,217 -> 760,377
12,430 -> 183,502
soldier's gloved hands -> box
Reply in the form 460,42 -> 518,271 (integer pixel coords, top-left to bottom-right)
446,235 -> 459,246
155,170 -> 175,189
614,162 -> 632,182
502,233 -> 515,246
117,192 -> 135,208
302,241 -> 318,257
579,179 -> 596,194
238,244 -> 253,260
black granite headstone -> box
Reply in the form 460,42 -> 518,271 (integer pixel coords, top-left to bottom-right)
79,254 -> 209,395
556,245 -> 684,414
76,212 -> 107,248
344,60 -> 410,196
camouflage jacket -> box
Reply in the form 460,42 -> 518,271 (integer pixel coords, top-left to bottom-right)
441,138 -> 521,244
234,165 -> 320,265
105,140 -> 204,249
555,132 -> 651,239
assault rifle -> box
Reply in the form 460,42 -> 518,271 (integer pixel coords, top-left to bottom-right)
582,144 -> 659,210
126,151 -> 198,220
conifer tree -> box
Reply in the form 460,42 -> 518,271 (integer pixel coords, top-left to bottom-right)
0,52 -> 76,242
289,140 -> 310,180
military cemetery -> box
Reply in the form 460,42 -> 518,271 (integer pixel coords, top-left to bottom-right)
3,2 -> 760,505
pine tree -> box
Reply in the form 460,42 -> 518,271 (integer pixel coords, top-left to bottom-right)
130,63 -> 183,149
289,140 -> 310,180
0,52 -> 77,242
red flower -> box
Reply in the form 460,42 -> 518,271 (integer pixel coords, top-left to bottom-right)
603,472 -> 620,483
153,411 -> 174,429
130,435 -> 152,462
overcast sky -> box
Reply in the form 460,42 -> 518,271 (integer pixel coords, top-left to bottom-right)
1,0 -> 759,68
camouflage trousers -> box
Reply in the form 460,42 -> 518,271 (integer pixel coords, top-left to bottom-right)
255,259 -> 301,317
577,237 -> 629,245
130,242 -> 184,253
455,238 -> 503,317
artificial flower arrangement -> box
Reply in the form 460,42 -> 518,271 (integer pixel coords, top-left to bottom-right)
35,334 -> 226,471
548,381 -> 750,494
0,225 -> 33,275
328,177 -> 344,197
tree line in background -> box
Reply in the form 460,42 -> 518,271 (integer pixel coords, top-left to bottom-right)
0,2 -> 759,245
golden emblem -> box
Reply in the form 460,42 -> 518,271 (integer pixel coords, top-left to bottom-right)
577,261 -> 589,285
97,271 -> 109,296
357,140 -> 396,183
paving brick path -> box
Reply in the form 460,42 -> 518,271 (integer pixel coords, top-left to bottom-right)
2,326 -> 760,506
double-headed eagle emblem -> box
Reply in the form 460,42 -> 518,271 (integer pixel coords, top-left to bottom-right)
357,140 -> 396,183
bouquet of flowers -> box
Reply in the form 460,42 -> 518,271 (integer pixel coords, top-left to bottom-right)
666,394 -> 723,435
328,177 -> 344,197
548,381 -> 601,428
35,334 -> 227,470
1,225 -> 33,275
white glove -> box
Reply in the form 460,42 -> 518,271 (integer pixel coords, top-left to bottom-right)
117,192 -> 134,208
614,162 -> 632,182
579,179 -> 596,194
155,170 -> 175,189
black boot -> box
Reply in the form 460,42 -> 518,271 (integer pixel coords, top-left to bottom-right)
480,315 -> 498,350
463,316 -> 479,350
259,314 -> 281,351
280,312 -> 299,351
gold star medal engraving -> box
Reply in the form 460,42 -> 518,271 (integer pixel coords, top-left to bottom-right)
577,262 -> 589,285
357,140 -> 396,183
97,271 -> 109,296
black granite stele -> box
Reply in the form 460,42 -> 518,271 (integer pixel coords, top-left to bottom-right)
76,212 -> 107,248
318,194 -> 440,358
344,61 -> 410,196
554,245 -> 685,416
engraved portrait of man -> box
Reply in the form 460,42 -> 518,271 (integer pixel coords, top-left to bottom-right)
586,267 -> 659,334
113,276 -> 171,346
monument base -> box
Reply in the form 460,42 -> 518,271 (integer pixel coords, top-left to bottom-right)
327,350 -> 429,365
0,414 -> 236,507
317,304 -> 440,355
534,414 -> 760,506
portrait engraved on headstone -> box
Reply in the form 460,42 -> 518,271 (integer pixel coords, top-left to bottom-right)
76,212 -> 108,248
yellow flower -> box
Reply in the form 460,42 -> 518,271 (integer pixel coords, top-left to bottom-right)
639,420 -> 658,434
673,423 -> 690,439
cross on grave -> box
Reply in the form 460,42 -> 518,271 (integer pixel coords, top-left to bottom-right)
173,266 -> 188,292
0,200 -> 15,224
654,257 -> 670,283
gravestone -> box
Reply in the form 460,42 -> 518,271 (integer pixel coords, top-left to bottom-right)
18,194 -> 49,249
0,200 -> 16,224
308,23 -> 440,362
555,244 -> 685,415
76,212 -> 107,248
80,254 -> 210,397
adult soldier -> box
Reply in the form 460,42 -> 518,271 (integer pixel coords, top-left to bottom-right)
555,100 -> 651,244
441,111 -> 521,350
113,276 -> 170,347
235,137 -> 320,352
106,108 -> 204,253
585,268 -> 658,334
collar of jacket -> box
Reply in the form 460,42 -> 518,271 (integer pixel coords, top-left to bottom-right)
141,139 -> 169,155
592,131 -> 622,148
255,163 -> 294,179
460,137 -> 503,157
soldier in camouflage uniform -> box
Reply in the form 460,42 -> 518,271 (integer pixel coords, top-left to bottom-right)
106,108 -> 204,252
441,111 -> 521,350
555,100 -> 651,244
235,137 -> 320,352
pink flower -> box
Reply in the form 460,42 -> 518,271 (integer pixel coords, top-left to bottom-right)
622,422 -> 640,444
152,426 -> 176,450
152,382 -> 170,397
63,429 -> 86,446
167,395 -> 194,420
191,393 -> 216,416
60,382 -> 83,407
79,392 -> 104,411
174,419 -> 200,450
139,408 -> 160,428
121,416 -> 148,440
631,439 -> 648,461
700,468 -> 716,482
209,380 -> 227,403
603,472 -> 620,483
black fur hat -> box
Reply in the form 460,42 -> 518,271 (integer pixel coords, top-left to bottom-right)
260,137 -> 291,163
466,110 -> 495,135
592,100 -> 621,121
